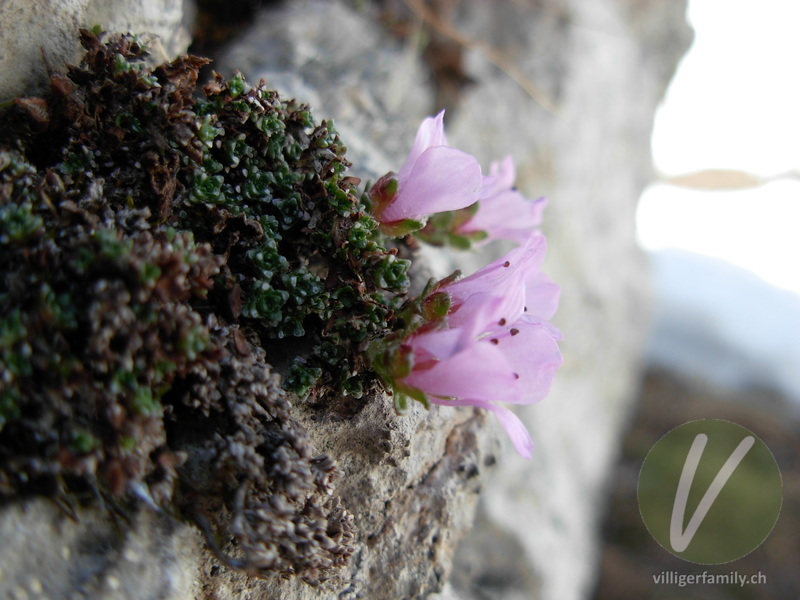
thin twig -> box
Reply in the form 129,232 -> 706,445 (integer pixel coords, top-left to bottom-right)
403,0 -> 559,114
151,37 -> 170,63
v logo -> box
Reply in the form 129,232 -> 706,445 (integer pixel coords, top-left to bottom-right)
670,433 -> 755,553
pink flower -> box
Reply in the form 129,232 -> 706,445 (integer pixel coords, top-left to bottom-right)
396,234 -> 562,458
369,111 -> 482,235
445,233 -> 548,329
456,156 -> 547,245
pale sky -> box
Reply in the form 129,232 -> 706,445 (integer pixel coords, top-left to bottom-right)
637,0 -> 800,295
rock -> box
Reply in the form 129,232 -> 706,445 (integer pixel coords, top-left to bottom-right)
0,500 -> 202,600
438,0 -> 691,600
198,400 -> 501,600
0,0 -> 691,599
438,2 -> 692,599
216,0 -> 435,183
221,1 -> 690,598
0,399 -> 498,600
0,0 -> 193,99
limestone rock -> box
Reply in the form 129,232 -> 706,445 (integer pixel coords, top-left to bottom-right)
198,399 -> 500,600
440,2 -> 693,599
0,500 -> 201,600
0,0 -> 192,99
219,1 -> 691,598
0,0 -> 691,599
216,0 -> 435,182
0,397 -> 498,600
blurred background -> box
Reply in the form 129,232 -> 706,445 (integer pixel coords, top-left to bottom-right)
594,0 -> 800,598
639,0 -> 800,398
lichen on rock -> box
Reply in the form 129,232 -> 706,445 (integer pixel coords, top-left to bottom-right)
0,28 -> 411,584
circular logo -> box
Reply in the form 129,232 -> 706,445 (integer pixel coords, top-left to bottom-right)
637,419 -> 782,564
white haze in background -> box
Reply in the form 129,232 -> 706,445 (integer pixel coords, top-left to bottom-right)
637,0 -> 800,403
638,181 -> 800,296
652,0 -> 800,178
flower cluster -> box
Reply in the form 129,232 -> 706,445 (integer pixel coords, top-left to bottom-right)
368,111 -> 482,237
370,111 -> 546,248
368,113 -> 562,457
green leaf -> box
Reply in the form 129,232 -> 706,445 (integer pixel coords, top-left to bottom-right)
378,218 -> 426,237
228,72 -> 247,98
394,383 -> 431,412
423,291 -> 451,321
394,391 -> 409,414
446,233 -> 472,250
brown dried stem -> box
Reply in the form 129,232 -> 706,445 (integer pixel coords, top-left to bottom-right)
403,0 -> 559,114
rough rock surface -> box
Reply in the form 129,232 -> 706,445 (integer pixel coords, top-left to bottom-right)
220,2 -> 691,599
217,1 -> 436,182
0,398 -> 498,600
0,1 -> 691,599
0,0 -> 192,99
0,500 -> 201,600
198,400 -> 500,600
436,3 -> 693,600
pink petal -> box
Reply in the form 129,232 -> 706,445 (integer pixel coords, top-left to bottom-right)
383,146 -> 482,222
455,155 -> 547,246
432,398 -> 535,459
406,327 -> 465,362
462,193 -> 546,245
408,296 -> 505,360
479,156 -> 516,200
524,271 -> 560,321
403,340 -> 521,403
540,320 -> 564,342
450,234 -> 546,295
446,292 -> 509,336
397,110 -> 447,183
495,318 -> 563,404
445,234 -> 546,328
484,403 -> 534,458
